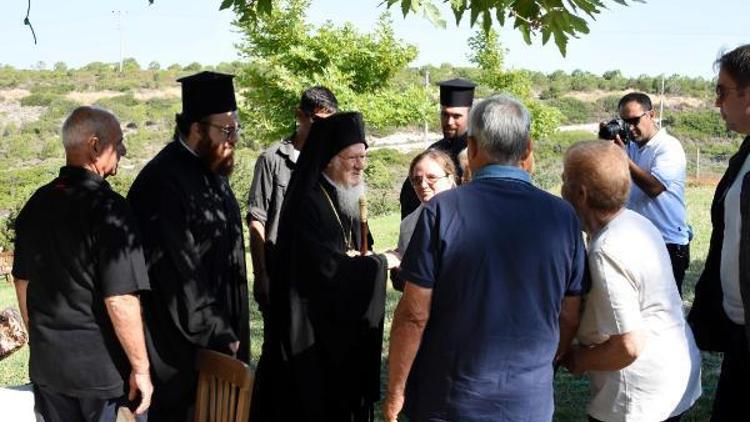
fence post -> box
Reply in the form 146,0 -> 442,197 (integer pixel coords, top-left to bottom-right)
696,147 -> 700,180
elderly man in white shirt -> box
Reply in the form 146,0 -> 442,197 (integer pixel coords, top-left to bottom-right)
561,140 -> 701,422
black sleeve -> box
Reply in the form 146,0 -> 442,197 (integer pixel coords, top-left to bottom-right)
11,206 -> 29,281
96,196 -> 151,297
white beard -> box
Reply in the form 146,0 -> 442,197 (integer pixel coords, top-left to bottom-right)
332,180 -> 366,221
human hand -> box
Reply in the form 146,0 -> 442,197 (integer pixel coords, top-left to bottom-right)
228,341 -> 240,358
559,346 -> 586,376
613,134 -> 626,149
383,252 -> 401,270
382,391 -> 405,422
253,270 -> 270,313
129,370 -> 153,415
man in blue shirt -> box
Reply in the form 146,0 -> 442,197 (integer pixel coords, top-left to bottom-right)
384,94 -> 585,422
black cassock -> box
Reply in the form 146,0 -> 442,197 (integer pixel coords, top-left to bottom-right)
398,133 -> 467,219
252,176 -> 387,422
128,140 -> 249,421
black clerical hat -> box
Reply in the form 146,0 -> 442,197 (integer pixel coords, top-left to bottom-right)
177,71 -> 237,120
324,112 -> 367,155
438,78 -> 476,107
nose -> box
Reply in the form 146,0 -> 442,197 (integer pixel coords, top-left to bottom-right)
714,96 -> 722,108
119,143 -> 127,157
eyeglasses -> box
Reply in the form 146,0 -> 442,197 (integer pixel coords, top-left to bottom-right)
410,174 -> 448,186
621,112 -> 648,126
715,84 -> 742,100
201,122 -> 242,141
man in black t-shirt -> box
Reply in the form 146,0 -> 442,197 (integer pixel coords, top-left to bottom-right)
12,106 -> 152,422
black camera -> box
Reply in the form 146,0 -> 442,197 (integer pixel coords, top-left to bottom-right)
598,119 -> 634,143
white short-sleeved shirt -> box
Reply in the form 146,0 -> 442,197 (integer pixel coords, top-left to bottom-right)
626,129 -> 689,245
578,210 -> 702,422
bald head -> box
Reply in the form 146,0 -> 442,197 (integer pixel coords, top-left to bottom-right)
563,140 -> 630,213
62,106 -> 119,150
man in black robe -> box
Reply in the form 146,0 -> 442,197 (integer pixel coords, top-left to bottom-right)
127,71 -> 249,421
251,112 -> 400,422
398,78 -> 476,219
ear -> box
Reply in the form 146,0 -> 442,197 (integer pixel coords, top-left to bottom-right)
189,121 -> 203,138
87,135 -> 100,155
520,138 -> 534,173
467,136 -> 478,161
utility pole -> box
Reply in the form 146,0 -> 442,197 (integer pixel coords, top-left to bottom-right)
423,67 -> 430,147
659,75 -> 665,128
112,10 -> 126,73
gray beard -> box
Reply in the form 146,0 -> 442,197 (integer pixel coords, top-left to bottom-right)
332,181 -> 366,221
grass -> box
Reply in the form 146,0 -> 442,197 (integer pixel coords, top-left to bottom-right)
0,184 -> 722,420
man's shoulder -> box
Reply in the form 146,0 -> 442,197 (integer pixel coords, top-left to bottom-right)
652,128 -> 685,151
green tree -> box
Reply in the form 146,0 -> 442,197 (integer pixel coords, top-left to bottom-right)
468,29 -> 561,140
234,0 -> 430,146
180,0 -> 640,56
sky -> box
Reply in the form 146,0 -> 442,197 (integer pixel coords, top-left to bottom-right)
0,0 -> 748,79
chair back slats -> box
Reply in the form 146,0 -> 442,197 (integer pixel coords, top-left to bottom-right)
194,349 -> 254,422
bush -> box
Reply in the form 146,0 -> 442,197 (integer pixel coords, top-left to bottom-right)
544,97 -> 595,124
20,92 -> 59,107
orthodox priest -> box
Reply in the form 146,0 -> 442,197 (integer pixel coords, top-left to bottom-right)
127,71 -> 249,421
398,78 -> 475,218
251,112 -> 400,422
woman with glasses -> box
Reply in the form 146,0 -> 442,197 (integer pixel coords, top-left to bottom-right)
391,149 -> 457,290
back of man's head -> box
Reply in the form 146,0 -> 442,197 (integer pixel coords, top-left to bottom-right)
468,94 -> 530,165
716,44 -> 750,88
300,86 -> 339,115
564,140 -> 630,213
617,92 -> 652,112
62,106 -> 118,151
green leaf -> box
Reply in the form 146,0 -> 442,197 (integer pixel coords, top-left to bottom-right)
401,0 -> 411,17
482,10 -> 492,34
469,4 -> 481,27
567,14 -> 590,34
541,28 -> 551,44
219,0 -> 234,11
423,2 -> 447,29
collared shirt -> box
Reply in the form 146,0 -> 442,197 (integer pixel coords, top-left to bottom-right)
248,137 -> 298,244
472,163 -> 532,183
625,128 -> 688,245
12,166 -> 150,398
399,164 -> 585,420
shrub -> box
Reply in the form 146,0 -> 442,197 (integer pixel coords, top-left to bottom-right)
20,92 -> 58,107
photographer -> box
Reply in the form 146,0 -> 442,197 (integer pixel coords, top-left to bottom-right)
600,92 -> 689,295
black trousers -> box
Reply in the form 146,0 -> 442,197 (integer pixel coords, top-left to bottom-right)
33,385 -> 147,422
711,322 -> 750,421
666,243 -> 690,296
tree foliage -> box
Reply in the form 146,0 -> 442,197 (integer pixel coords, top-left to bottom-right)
468,29 -> 561,139
180,0 -> 642,56
234,0 -> 431,146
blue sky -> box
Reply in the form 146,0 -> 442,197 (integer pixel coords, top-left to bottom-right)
0,0 -> 747,78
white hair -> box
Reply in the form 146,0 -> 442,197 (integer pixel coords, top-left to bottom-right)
468,94 -> 531,165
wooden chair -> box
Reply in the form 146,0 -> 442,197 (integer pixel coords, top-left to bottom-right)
194,349 -> 253,422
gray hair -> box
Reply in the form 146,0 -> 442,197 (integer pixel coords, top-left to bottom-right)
467,94 -> 531,165
62,106 -> 118,149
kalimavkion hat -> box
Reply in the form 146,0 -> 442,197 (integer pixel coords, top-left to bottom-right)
177,71 -> 237,120
437,78 -> 476,107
